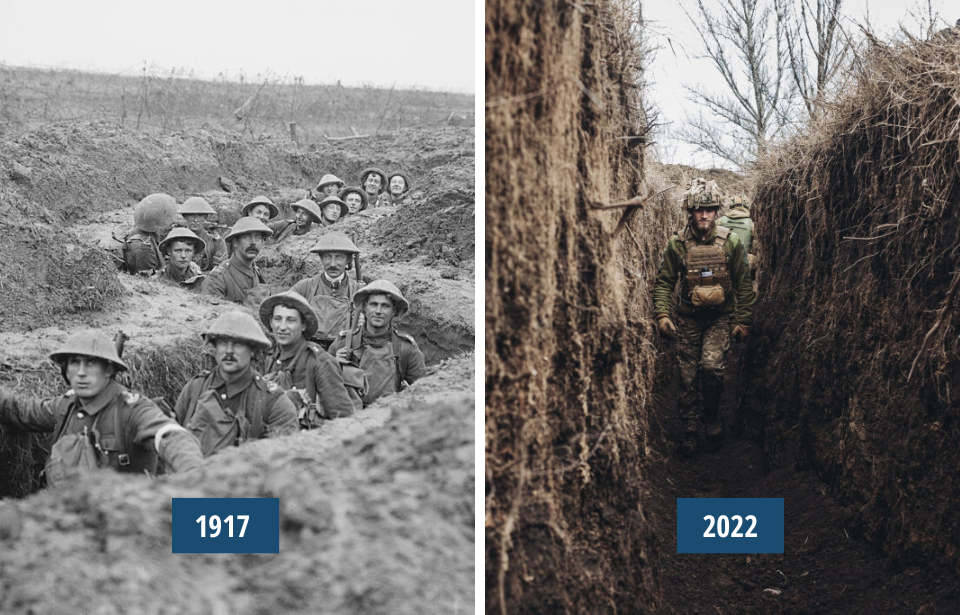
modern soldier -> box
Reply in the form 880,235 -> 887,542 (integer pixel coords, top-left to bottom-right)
259,291 -> 360,425
653,178 -> 755,457
240,196 -> 280,227
201,216 -> 272,303
718,194 -> 757,273
271,199 -> 323,242
289,232 -> 362,345
157,227 -> 205,291
329,280 -> 427,406
359,167 -> 388,208
123,193 -> 178,275
178,196 -> 227,272
339,186 -> 369,215
0,330 -> 203,486
175,312 -> 298,457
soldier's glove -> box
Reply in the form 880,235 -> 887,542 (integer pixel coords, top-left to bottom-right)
732,324 -> 750,341
657,315 -> 676,338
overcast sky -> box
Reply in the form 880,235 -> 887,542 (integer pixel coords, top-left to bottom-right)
643,0 -> 955,168
0,0 -> 475,93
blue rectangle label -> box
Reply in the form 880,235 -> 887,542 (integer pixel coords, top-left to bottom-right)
172,498 -> 279,553
677,498 -> 783,553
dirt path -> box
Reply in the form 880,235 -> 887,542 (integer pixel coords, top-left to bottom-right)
646,344 -> 960,613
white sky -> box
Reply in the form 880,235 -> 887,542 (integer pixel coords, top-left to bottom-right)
643,0 -> 955,168
0,0 -> 475,93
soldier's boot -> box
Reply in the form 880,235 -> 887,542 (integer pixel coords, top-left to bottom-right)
702,375 -> 724,446
678,420 -> 699,458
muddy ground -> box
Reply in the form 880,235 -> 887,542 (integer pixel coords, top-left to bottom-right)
647,341 -> 960,613
0,121 -> 475,613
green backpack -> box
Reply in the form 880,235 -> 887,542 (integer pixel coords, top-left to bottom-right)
718,216 -> 753,254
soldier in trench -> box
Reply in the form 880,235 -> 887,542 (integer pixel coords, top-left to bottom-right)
156,227 -> 205,291
0,330 -> 204,486
653,178 -> 755,457
201,216 -> 272,303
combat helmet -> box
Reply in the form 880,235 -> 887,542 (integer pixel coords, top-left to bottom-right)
315,174 -> 345,192
338,186 -> 369,212
387,171 -> 412,195
729,194 -> 750,210
224,216 -> 274,242
318,195 -> 349,220
359,167 -> 388,194
258,290 -> 319,340
133,193 -> 178,233
158,227 -> 206,254
309,231 -> 360,255
291,199 -> 323,224
683,178 -> 724,210
179,196 -> 217,216
241,196 -> 279,219
49,330 -> 129,382
352,280 -> 410,317
201,311 -> 272,349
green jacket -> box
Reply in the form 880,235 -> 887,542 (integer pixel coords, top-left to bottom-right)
653,223 -> 755,325
718,206 -> 754,254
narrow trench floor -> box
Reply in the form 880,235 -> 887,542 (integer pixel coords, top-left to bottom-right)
645,343 -> 960,614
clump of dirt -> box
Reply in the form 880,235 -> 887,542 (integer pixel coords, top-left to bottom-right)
485,0 -> 663,612
748,35 -> 960,573
0,354 -> 474,614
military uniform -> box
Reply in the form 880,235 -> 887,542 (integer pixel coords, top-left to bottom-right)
158,261 -> 204,291
262,337 -> 360,419
174,366 -> 298,457
654,223 -> 754,445
0,380 -> 203,485
270,220 -> 313,243
290,273 -> 361,341
201,254 -> 264,303
329,327 -> 427,406
123,228 -> 165,274
193,227 -> 227,272
718,204 -> 757,271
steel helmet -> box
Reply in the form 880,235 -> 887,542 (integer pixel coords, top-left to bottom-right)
158,227 -> 206,254
133,193 -> 178,233
387,171 -> 412,195
359,167 -> 387,194
352,279 -> 409,317
224,216 -> 274,243
315,174 -> 344,192
258,290 -> 319,340
308,231 -> 360,255
241,196 -> 279,219
338,186 -> 369,212
49,330 -> 129,381
318,195 -> 349,219
291,199 -> 323,224
179,196 -> 217,215
201,311 -> 272,349
683,178 -> 723,210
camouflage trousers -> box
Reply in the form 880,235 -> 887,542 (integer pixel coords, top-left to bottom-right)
675,313 -> 734,433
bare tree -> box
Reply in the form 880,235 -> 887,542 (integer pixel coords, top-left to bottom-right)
679,0 -> 792,167
775,0 -> 851,120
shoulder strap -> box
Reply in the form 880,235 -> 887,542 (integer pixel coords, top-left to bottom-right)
52,396 -> 76,442
392,331 -> 404,393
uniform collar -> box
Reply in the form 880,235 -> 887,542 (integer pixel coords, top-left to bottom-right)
76,379 -> 121,415
686,223 -> 717,244
321,272 -> 346,288
229,251 -> 256,275
211,364 -> 256,397
277,336 -> 307,361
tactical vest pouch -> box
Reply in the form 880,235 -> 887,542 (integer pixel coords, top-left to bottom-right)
690,284 -> 726,307
45,429 -> 102,487
684,244 -> 731,308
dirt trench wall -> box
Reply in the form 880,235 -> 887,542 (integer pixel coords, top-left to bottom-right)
747,38 -> 960,572
486,0 -> 666,611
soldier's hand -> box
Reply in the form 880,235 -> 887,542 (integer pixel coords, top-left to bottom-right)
335,347 -> 352,363
732,324 -> 750,341
657,316 -> 676,338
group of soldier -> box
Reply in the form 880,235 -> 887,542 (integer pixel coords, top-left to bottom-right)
0,166 -> 427,486
653,178 -> 756,458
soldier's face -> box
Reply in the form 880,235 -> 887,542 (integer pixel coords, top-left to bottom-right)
363,174 -> 382,195
66,356 -> 114,400
214,338 -> 253,375
271,305 -> 305,347
322,203 -> 341,223
389,176 -> 406,195
250,205 -> 272,224
182,213 -> 206,232
295,209 -> 312,228
233,233 -> 265,262
344,193 -> 363,214
320,252 -> 350,277
323,184 -> 340,196
692,207 -> 718,234
364,294 -> 396,330
168,241 -> 196,270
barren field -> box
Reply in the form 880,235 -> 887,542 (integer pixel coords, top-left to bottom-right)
0,105 -> 475,612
